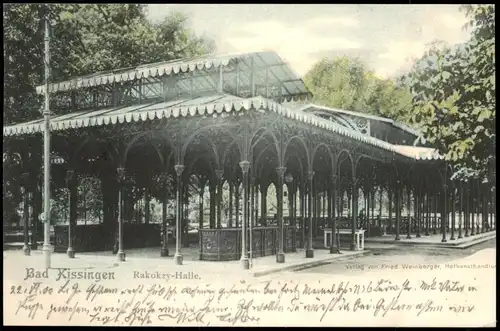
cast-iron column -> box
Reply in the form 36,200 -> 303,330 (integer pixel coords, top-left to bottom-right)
330,174 -> 338,253
475,182 -> 480,234
395,181 -> 401,241
306,171 -> 315,258
199,182 -> 205,229
228,181 -> 233,227
239,161 -> 250,269
276,166 -> 286,263
299,183 -> 305,248
351,178 -> 358,250
441,182 -> 448,243
406,187 -> 412,239
174,165 -> 184,265
450,184 -> 456,240
215,170 -> 223,229
65,170 -> 77,258
433,192 -> 438,235
116,168 -> 126,261
235,181 -> 240,228
183,183 -> 189,248
388,186 -> 393,234
458,183 -> 463,239
260,184 -> 268,226
22,172 -> 31,256
161,175 -> 169,257
470,183 -> 476,236
464,183 -> 470,237
425,191 -> 430,236
250,174 -> 255,228
209,182 -> 216,229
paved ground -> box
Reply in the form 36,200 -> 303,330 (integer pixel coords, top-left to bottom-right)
292,237 -> 496,275
363,231 -> 496,247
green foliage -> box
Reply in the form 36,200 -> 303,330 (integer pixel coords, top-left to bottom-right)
304,56 -> 413,123
403,5 -> 495,185
3,4 -> 214,226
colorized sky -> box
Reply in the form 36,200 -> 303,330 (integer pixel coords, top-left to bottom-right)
146,4 -> 471,79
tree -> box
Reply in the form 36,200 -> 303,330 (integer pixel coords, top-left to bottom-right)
3,4 -> 215,226
304,56 -> 413,123
403,5 -> 495,185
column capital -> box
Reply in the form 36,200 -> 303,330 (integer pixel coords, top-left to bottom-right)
330,174 -> 338,183
215,169 -> 224,181
276,166 -> 287,178
442,184 -> 448,191
117,167 -> 126,183
174,164 -> 185,177
308,171 -> 315,181
239,160 -> 250,174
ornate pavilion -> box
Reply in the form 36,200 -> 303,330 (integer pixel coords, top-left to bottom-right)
3,51 -> 495,269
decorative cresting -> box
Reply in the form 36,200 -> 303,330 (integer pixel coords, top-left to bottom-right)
3,96 -> 420,161
349,116 -> 370,135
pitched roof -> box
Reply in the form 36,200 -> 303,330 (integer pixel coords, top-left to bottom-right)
294,103 -> 422,137
35,51 -> 312,102
3,94 -> 437,162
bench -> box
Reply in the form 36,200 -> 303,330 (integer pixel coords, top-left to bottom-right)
323,228 -> 366,250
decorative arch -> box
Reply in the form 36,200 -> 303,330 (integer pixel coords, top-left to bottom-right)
283,135 -> 310,171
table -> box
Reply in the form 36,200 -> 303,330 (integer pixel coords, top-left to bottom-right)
323,228 -> 366,250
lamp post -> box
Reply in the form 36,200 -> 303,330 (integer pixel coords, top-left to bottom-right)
42,13 -> 52,269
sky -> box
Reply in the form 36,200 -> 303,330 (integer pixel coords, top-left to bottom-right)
146,4 -> 471,79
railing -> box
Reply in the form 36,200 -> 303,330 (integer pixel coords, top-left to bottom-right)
53,223 -> 161,252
